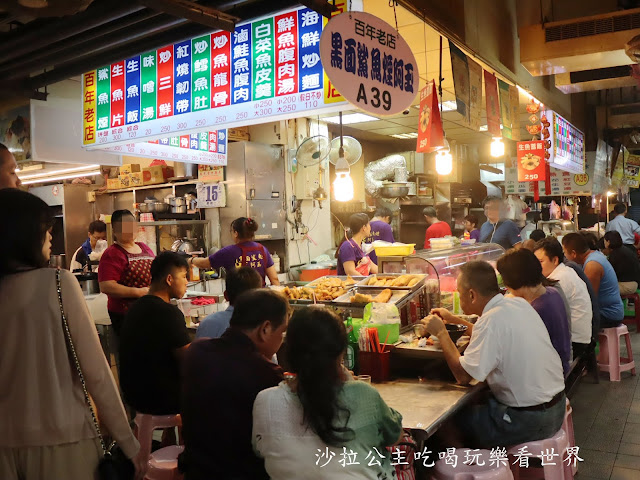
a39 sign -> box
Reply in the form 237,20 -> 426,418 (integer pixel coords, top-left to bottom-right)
319,11 -> 418,116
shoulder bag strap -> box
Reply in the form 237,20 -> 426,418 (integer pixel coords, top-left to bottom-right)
55,269 -> 111,456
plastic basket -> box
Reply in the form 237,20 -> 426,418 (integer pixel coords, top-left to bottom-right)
373,244 -> 416,257
368,323 -> 399,344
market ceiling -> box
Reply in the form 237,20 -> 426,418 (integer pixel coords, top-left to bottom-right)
0,0 -> 335,101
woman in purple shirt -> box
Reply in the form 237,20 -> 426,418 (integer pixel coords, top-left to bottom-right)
336,213 -> 379,276
464,214 -> 481,242
190,217 -> 280,286
497,249 -> 571,375
366,207 -> 395,265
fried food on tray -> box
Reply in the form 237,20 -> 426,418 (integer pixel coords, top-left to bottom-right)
351,293 -> 374,303
345,276 -> 356,286
365,274 -> 422,288
282,286 -> 314,301
373,289 -> 393,303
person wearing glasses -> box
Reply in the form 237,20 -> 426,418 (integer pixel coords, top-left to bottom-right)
478,196 -> 522,250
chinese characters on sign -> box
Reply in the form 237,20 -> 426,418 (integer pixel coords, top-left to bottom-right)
313,446 -> 583,469
506,152 -> 595,196
517,141 -> 547,182
197,182 -> 226,208
104,129 -> 227,166
544,110 -> 585,174
416,80 -> 444,153
319,11 -> 417,116
82,6 -> 346,149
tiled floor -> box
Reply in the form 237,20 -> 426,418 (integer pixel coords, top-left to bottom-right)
571,326 -> 640,480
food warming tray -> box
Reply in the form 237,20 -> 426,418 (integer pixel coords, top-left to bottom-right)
333,287 -> 409,306
356,273 -> 427,291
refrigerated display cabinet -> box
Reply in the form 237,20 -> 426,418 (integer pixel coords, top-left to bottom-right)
376,243 -> 505,312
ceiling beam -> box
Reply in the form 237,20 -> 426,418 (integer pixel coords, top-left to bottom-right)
138,0 -> 239,32
0,1 -> 145,65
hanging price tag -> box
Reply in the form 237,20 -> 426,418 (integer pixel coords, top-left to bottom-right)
196,182 -> 226,208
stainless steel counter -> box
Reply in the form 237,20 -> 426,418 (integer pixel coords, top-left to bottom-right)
374,378 -> 485,439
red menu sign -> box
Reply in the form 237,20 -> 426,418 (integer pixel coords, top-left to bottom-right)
416,80 -> 444,153
517,141 -> 547,182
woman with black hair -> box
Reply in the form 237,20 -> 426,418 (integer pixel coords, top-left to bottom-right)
497,249 -> 571,376
253,306 -> 403,479
98,209 -> 155,336
336,212 -> 379,276
604,230 -> 640,295
0,190 -> 143,479
190,216 -> 279,285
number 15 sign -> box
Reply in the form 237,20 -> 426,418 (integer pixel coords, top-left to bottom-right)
197,182 -> 226,208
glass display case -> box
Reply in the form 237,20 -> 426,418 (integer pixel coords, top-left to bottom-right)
377,243 -> 505,312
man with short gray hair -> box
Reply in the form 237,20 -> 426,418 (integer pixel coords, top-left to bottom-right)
422,260 -> 565,447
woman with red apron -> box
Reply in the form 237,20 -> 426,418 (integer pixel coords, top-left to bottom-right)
98,210 -> 155,336
189,217 -> 280,286
336,213 -> 379,277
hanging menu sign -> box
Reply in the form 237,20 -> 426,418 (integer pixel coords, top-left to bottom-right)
516,141 -> 546,182
319,11 -> 417,116
544,110 -> 585,174
505,152 -> 595,196
103,129 -> 228,165
82,6 -> 347,149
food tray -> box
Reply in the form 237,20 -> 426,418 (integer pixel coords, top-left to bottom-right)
373,243 -> 416,257
333,287 -> 409,306
356,273 -> 426,291
305,275 -> 365,289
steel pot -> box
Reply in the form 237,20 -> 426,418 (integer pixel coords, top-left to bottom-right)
173,205 -> 187,214
171,238 -> 196,253
140,201 -> 170,213
76,272 -> 100,295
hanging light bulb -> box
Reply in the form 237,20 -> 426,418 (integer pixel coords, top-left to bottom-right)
490,137 -> 505,158
334,170 -> 354,202
333,111 -> 355,202
435,139 -> 453,176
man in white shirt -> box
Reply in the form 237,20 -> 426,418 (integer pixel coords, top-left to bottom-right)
533,237 -> 593,358
606,203 -> 640,251
423,261 -> 566,448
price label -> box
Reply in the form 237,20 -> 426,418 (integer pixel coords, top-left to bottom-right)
196,182 -> 226,208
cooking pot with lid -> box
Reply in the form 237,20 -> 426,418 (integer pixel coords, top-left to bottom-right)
76,272 -> 100,295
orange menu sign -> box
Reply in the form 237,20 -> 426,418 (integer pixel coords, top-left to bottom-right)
517,141 -> 547,182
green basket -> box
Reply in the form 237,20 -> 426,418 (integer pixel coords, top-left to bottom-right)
367,323 -> 400,345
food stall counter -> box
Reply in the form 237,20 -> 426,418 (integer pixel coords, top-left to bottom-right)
376,243 -> 505,312
373,378 -> 485,439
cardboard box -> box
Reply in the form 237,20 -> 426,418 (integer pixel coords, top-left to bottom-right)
120,163 -> 141,175
143,165 -> 174,185
107,178 -> 121,190
118,174 -> 132,189
130,172 -> 144,187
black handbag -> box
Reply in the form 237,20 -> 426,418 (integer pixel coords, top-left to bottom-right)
56,269 -> 135,480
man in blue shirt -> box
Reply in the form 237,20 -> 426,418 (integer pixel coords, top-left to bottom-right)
196,266 -> 262,339
562,233 -> 623,328
606,203 -> 640,251
478,196 -> 522,250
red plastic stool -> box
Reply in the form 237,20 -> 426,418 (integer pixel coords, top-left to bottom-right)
507,429 -> 572,480
597,325 -> 636,381
432,449 -> 514,480
622,293 -> 640,332
133,413 -> 183,480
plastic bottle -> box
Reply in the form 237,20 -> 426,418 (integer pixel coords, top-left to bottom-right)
272,252 -> 280,273
345,316 -> 358,372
